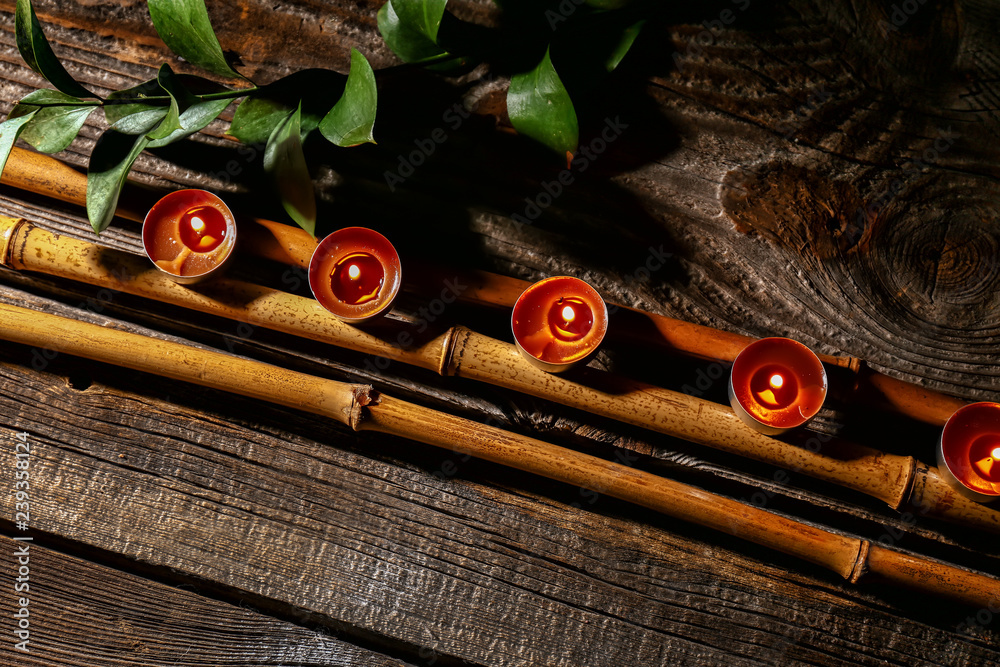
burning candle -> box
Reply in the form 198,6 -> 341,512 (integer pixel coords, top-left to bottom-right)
511,276 -> 608,373
308,227 -> 401,323
142,189 -> 237,284
728,337 -> 827,435
938,402 -> 1000,503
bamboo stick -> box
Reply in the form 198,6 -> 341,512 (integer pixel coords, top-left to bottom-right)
0,300 -> 994,609
2,215 -> 997,535
0,147 -> 969,425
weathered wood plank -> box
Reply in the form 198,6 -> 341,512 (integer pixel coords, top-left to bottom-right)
1,0 -> 1000,663
0,291 -> 996,665
1,0 -> 997,412
0,534 -> 416,666
0,213 -> 994,567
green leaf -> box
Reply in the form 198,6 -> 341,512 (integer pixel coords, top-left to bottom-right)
508,48 -> 579,156
148,65 -> 233,147
10,89 -> 96,154
319,49 -> 377,147
229,96 -> 289,146
606,19 -> 645,72
0,110 -> 39,177
229,69 -> 346,145
110,107 -> 170,135
147,0 -> 243,80
140,66 -> 185,142
147,97 -> 231,148
87,130 -> 150,234
263,105 -> 316,236
391,0 -> 449,43
377,0 -> 449,63
104,78 -> 168,132
15,0 -> 97,99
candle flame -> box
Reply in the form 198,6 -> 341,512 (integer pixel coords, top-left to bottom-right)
562,305 -> 576,323
348,264 -> 361,280
769,374 -> 784,389
190,216 -> 205,233
993,447 -> 1000,460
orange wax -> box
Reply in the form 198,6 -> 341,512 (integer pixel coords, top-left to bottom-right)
730,338 -> 827,432
940,402 -> 1000,498
178,206 -> 227,253
143,190 -> 236,281
511,276 -> 608,371
309,228 -> 401,322
330,252 -> 385,305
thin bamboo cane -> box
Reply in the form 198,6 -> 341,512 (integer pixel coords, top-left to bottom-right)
0,300 -> 994,610
0,147 -> 968,425
1,215 -> 996,535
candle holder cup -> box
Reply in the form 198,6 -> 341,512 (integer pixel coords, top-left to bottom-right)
142,189 -> 237,284
511,276 -> 608,373
728,337 -> 828,435
938,402 -> 1000,504
308,227 -> 402,323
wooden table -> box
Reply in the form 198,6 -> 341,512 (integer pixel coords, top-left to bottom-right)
2,1 -> 999,664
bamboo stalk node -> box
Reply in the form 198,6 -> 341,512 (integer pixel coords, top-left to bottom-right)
849,540 -> 871,584
442,325 -> 472,377
349,384 -> 377,431
0,216 -> 27,268
0,299 -> 996,608
893,456 -> 918,512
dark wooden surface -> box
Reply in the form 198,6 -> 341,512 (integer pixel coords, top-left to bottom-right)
1,0 -> 999,664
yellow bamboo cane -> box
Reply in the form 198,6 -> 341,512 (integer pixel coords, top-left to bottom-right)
0,300 -> 994,609
1,215 -> 995,535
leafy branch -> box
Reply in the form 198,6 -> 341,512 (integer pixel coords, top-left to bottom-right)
0,0 -> 378,236
0,0 -> 648,237
378,0 -> 646,157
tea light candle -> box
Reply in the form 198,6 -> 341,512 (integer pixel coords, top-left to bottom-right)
142,189 -> 237,284
728,337 -> 827,435
511,276 -> 608,373
938,402 -> 1000,503
308,227 -> 401,323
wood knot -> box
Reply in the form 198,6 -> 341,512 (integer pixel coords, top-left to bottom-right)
722,162 -> 868,260
855,172 -> 1000,333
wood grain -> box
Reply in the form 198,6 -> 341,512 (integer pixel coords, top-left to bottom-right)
0,323 -> 997,665
1,0 -> 1000,663
5,297 -> 996,608
8,213 -> 1000,535
0,534 -> 416,666
0,0 -> 997,409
